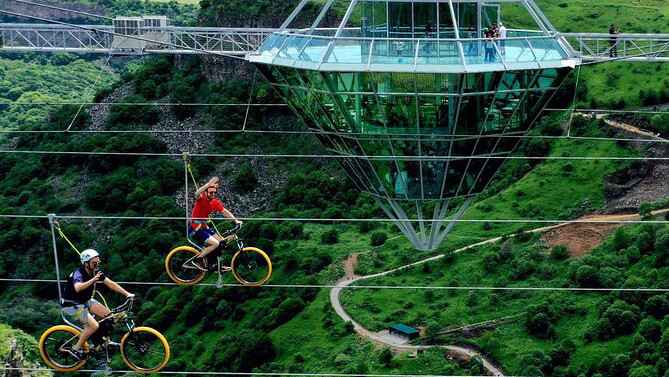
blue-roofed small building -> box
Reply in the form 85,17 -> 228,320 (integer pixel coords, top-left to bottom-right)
388,323 -> 420,340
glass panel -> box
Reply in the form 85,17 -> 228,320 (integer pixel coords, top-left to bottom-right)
369,40 -> 416,66
438,3 -> 455,38
414,2 -> 437,39
527,37 -> 569,60
481,5 -> 500,30
503,38 -> 537,63
258,34 -> 288,57
278,35 -> 310,60
389,2 -> 412,39
457,3 -> 478,39
326,39 -> 368,64
298,36 -> 329,62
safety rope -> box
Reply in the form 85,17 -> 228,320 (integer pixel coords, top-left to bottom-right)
52,218 -> 110,310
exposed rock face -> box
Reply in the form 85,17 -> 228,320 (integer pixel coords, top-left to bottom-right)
1,325 -> 52,377
0,0 -> 106,23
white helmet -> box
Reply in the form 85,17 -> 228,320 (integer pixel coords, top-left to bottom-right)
80,249 -> 99,264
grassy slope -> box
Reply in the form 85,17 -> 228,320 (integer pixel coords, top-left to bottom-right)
341,223 -> 662,374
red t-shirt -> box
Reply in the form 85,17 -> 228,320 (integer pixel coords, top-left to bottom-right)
190,195 -> 224,228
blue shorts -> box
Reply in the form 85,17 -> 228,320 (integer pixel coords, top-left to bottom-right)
189,226 -> 216,245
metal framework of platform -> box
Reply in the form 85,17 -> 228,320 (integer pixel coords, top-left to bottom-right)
1,24 -> 668,63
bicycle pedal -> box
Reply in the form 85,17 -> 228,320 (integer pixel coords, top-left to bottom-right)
221,266 -> 232,272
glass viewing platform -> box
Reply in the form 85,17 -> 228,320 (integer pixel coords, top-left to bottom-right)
252,29 -> 573,72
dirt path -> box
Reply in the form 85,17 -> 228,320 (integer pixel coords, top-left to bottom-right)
342,253 -> 359,280
580,112 -> 666,140
330,209 -> 668,376
542,209 -> 669,257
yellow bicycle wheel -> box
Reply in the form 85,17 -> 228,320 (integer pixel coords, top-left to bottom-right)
120,326 -> 170,374
231,247 -> 272,286
165,246 -> 206,285
39,325 -> 87,372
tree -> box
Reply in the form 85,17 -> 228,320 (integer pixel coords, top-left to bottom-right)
371,231 -> 388,246
233,162 -> 259,193
525,312 -> 555,339
593,317 -> 614,340
639,201 -> 654,219
612,228 -> 629,251
321,229 -> 338,244
379,347 -> 393,366
639,318 -> 661,342
574,264 -> 599,287
637,231 -> 655,254
645,295 -> 669,319
655,228 -> 669,260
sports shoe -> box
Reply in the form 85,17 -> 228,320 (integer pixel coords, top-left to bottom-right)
191,257 -> 208,271
67,347 -> 84,361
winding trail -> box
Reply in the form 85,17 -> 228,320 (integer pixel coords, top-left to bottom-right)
329,209 -> 668,377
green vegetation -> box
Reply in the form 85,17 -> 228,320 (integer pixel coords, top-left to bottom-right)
0,54 -> 116,130
0,0 -> 668,375
342,222 -> 669,376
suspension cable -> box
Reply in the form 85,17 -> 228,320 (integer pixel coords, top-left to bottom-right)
8,0 -> 114,21
66,53 -> 113,131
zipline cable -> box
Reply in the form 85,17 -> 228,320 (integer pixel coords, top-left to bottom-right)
8,0 -> 114,21
0,367 -> 522,377
0,128 -> 665,143
2,277 -> 668,292
0,149 -> 665,160
2,213 -> 667,224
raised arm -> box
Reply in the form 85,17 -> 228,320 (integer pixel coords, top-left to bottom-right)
195,176 -> 219,200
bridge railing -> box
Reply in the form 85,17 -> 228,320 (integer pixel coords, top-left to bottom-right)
0,23 -> 278,55
562,33 -> 669,61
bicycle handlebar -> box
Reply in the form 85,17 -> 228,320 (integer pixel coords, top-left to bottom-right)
111,297 -> 135,314
223,222 -> 243,236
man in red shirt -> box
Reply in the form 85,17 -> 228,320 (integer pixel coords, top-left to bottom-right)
190,176 -> 243,270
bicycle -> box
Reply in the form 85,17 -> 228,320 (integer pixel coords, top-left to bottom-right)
39,298 -> 170,374
165,223 -> 272,287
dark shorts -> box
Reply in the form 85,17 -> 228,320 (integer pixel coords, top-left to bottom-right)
190,226 -> 216,245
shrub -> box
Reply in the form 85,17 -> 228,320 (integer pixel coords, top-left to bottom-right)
639,201 -> 654,219
551,244 -> 570,260
321,229 -> 338,244
107,94 -> 159,126
371,231 -> 388,246
277,221 -> 304,240
379,347 -> 393,366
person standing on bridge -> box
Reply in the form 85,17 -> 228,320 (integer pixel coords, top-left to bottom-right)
609,23 -> 621,58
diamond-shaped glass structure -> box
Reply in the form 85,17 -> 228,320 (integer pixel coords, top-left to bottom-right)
249,0 -> 576,250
